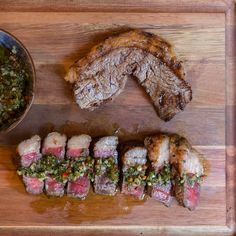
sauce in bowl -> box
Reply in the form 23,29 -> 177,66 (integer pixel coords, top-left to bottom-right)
0,45 -> 30,130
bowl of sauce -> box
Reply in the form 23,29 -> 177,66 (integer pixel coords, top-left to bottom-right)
0,30 -> 35,132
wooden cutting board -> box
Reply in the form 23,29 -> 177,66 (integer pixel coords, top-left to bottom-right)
0,1 -> 235,235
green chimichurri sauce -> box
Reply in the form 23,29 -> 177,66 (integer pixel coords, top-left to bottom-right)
0,45 -> 29,129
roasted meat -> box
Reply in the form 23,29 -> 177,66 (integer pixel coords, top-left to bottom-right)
65,30 -> 192,121
170,134 -> 209,210
144,134 -> 173,206
121,146 -> 147,200
93,136 -> 119,195
43,132 -> 67,197
66,135 -> 94,199
17,135 -> 44,194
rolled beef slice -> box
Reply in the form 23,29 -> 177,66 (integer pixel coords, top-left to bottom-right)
94,136 -> 119,195
43,132 -> 67,197
66,135 -> 93,199
121,146 -> 147,200
144,134 -> 173,206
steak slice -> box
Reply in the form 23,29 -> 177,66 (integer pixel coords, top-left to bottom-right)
66,135 -> 93,199
121,146 -> 147,200
42,132 -> 67,197
169,134 -> 209,210
144,134 -> 173,206
65,30 -> 192,121
17,135 -> 44,195
94,136 -> 119,195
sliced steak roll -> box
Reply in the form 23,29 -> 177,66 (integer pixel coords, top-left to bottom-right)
170,135 -> 209,210
65,30 -> 192,121
42,132 -> 67,160
17,135 -> 42,167
94,136 -> 119,195
121,146 -> 147,200
144,134 -> 172,206
66,135 -> 94,199
17,135 -> 44,195
43,132 -> 67,197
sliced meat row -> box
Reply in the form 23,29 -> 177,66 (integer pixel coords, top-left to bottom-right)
17,132 -> 208,210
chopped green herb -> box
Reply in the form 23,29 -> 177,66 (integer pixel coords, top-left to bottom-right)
17,155 -> 95,184
95,156 -> 119,183
68,156 -> 94,181
124,164 -> 147,187
147,163 -> 171,186
176,172 -> 203,187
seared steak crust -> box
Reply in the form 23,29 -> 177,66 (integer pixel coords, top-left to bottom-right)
65,30 -> 192,121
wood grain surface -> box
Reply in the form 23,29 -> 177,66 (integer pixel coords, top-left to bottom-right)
0,1 -> 235,235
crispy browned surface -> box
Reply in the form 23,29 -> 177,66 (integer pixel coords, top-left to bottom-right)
75,30 -> 185,80
144,134 -> 169,164
169,134 -> 209,177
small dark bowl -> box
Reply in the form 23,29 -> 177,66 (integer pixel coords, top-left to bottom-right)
0,29 -> 35,133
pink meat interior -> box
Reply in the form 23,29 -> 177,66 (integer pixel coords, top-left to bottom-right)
45,177 -> 64,194
67,176 -> 90,196
67,148 -> 83,158
23,176 -> 44,194
43,147 -> 63,159
122,183 -> 144,200
152,182 -> 172,206
184,182 -> 200,210
21,152 -> 41,167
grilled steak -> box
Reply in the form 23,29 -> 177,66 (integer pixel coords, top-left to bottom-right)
43,132 -> 67,197
94,136 -> 119,195
145,134 -> 173,206
66,135 -> 94,199
169,134 -> 209,210
121,146 -> 147,200
17,135 -> 44,194
65,30 -> 192,121
17,135 -> 42,167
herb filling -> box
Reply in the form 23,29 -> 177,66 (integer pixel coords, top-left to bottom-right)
147,163 -> 171,186
124,164 -> 147,187
68,156 -> 94,182
18,155 -> 95,184
95,156 -> 119,183
176,172 -> 204,187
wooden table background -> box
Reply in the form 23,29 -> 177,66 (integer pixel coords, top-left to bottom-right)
0,0 -> 235,235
